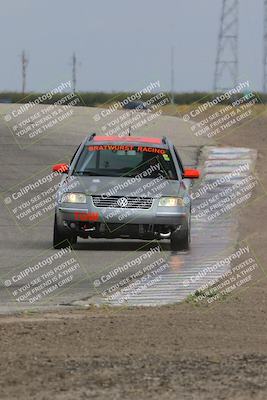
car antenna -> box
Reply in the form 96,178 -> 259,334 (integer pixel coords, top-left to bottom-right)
128,126 -> 131,136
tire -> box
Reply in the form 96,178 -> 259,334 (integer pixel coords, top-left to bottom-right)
170,221 -> 190,251
53,215 -> 77,249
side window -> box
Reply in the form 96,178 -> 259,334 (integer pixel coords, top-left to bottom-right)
173,146 -> 184,173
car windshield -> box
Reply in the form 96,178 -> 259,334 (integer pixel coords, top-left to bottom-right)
73,144 -> 178,180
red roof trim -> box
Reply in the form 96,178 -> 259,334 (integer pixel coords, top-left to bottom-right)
93,136 -> 162,144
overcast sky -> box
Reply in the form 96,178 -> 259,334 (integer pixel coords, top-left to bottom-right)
0,0 -> 264,93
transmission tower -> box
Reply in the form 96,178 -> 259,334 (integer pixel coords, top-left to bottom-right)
263,0 -> 267,92
21,50 -> 29,94
214,0 -> 239,92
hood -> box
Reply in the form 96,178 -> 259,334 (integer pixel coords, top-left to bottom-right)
62,175 -> 183,198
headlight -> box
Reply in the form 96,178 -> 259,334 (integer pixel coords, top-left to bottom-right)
158,197 -> 185,207
61,192 -> 86,203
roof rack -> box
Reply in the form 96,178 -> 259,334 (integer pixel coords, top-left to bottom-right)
88,132 -> 96,141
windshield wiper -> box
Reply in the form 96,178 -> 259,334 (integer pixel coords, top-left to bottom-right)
74,170 -> 122,177
74,171 -> 103,176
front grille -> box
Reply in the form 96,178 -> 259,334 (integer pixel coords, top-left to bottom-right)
92,195 -> 153,209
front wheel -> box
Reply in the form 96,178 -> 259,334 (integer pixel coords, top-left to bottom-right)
53,215 -> 77,249
170,222 -> 190,251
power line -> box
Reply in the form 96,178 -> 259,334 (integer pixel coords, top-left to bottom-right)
214,0 -> 239,92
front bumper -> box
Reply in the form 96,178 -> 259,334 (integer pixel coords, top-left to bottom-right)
56,200 -> 188,226
56,197 -> 189,238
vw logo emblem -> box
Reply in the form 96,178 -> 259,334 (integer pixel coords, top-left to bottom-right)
117,197 -> 128,207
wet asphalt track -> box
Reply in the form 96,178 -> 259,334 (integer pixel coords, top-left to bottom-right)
0,104 -> 256,312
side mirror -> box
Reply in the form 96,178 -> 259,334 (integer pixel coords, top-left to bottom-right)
52,163 -> 69,174
183,169 -> 200,179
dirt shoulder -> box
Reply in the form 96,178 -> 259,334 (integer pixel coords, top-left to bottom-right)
1,110 -> 267,400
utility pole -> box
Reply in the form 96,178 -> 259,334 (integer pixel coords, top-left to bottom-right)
72,52 -> 77,92
21,50 -> 29,94
263,0 -> 267,92
214,0 -> 239,92
170,46 -> 175,104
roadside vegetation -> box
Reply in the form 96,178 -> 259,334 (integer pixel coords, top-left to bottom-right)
1,91 -> 267,107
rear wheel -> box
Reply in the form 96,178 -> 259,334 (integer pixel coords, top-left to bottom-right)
53,215 -> 77,249
170,221 -> 190,251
